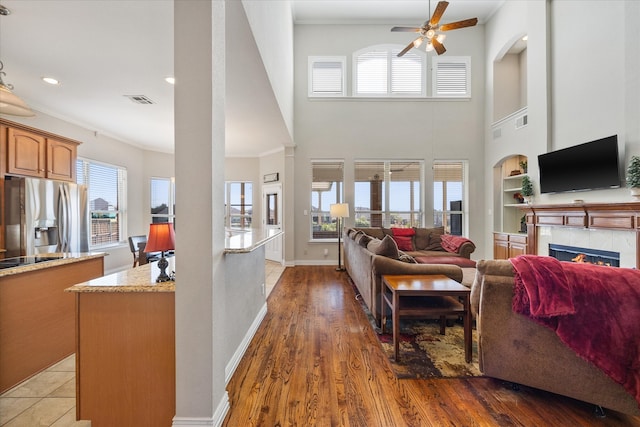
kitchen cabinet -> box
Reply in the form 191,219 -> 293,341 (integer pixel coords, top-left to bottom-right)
7,129 -> 78,181
0,255 -> 105,393
493,232 -> 528,260
2,119 -> 80,182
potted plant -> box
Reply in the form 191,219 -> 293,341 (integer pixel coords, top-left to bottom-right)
519,160 -> 528,174
627,155 -> 640,198
521,175 -> 534,203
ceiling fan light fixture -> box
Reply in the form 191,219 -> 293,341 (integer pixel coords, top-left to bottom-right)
0,61 -> 35,117
413,38 -> 424,48
425,42 -> 435,52
426,29 -> 436,39
436,34 -> 446,43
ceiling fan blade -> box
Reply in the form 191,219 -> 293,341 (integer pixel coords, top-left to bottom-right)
397,38 -> 419,57
429,1 -> 449,27
391,26 -> 421,32
440,17 -> 478,31
432,38 -> 447,55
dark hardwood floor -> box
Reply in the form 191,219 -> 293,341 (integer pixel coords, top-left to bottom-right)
224,266 -> 640,426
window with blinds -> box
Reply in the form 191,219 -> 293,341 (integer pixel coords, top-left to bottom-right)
354,45 -> 426,97
308,56 -> 346,97
311,161 -> 344,240
151,177 -> 175,224
433,161 -> 467,235
354,160 -> 423,227
76,159 -> 127,247
225,182 -> 253,229
432,57 -> 471,97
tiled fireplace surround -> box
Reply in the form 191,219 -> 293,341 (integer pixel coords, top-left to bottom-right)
524,202 -> 640,269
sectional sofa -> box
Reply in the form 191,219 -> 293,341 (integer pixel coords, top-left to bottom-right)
343,226 -> 476,323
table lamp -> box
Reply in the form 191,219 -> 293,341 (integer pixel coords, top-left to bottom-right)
144,223 -> 175,282
330,203 -> 350,271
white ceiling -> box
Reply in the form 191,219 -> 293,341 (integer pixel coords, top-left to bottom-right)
0,0 -> 504,156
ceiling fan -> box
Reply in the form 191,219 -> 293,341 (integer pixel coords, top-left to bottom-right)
391,1 -> 478,57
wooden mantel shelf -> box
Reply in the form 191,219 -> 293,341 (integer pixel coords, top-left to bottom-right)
521,202 -> 640,268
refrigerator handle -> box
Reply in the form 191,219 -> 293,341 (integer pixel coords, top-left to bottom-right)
57,185 -> 71,252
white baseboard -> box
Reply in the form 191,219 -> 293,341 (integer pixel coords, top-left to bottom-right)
172,391 -> 229,427
225,302 -> 268,384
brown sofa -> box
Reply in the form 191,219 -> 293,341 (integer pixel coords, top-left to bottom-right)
471,259 -> 640,415
352,227 -> 476,263
344,227 -> 468,323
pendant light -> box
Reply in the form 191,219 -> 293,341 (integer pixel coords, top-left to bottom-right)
0,61 -> 35,117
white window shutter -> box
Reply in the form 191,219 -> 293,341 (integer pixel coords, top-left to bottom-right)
433,57 -> 470,97
308,57 -> 346,97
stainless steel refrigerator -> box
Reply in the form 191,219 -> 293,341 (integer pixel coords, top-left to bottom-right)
4,175 -> 89,258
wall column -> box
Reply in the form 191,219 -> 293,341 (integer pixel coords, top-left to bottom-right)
174,0 -> 227,425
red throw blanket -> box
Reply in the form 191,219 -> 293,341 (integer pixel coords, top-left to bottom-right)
511,255 -> 640,408
440,234 -> 472,254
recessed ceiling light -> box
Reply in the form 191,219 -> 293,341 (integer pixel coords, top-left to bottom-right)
42,77 -> 60,85
522,35 -> 528,41
165,77 -> 175,85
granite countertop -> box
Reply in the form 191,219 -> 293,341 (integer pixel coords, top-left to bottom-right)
224,228 -> 283,253
66,257 -> 176,293
0,252 -> 106,278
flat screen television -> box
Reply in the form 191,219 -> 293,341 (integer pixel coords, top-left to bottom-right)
538,135 -> 622,194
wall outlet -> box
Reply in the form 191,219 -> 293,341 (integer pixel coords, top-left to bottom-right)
324,248 -> 329,256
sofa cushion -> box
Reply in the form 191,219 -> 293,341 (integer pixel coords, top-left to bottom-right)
369,234 -> 400,259
414,255 -> 476,268
412,226 -> 446,251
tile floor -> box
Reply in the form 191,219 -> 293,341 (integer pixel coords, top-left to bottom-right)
0,261 -> 286,427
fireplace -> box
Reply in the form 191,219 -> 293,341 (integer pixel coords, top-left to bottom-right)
548,243 -> 620,267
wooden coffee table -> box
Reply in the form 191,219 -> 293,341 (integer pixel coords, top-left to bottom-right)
381,274 -> 472,362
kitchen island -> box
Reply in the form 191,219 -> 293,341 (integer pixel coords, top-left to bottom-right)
0,252 -> 105,393
66,228 -> 282,427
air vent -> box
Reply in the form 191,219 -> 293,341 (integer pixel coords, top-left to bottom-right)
493,128 -> 502,139
515,114 -> 528,129
124,95 -> 154,105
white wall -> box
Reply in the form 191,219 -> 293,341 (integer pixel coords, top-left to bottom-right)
293,23 -> 487,262
540,0 -> 639,206
241,0 -> 295,141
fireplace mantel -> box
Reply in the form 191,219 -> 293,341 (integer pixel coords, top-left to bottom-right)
522,202 -> 640,268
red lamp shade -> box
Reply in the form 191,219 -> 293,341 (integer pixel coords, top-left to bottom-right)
144,223 -> 175,253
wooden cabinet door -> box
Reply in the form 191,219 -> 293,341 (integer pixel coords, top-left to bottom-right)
509,242 -> 527,257
494,240 -> 509,260
7,128 -> 46,178
47,138 -> 77,182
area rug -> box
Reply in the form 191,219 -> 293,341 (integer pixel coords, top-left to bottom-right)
354,286 -> 482,379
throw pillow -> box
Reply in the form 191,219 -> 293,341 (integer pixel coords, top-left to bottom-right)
371,234 -> 400,259
398,251 -> 417,263
426,226 -> 446,251
355,233 -> 373,248
391,227 -> 415,237
413,227 -> 431,250
392,236 -> 414,251
391,227 -> 416,251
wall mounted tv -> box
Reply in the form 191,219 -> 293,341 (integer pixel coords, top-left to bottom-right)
538,135 -> 622,194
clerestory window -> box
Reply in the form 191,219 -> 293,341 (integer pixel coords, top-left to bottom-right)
353,45 -> 426,97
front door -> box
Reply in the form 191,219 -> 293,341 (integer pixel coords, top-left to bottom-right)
263,183 -> 283,263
